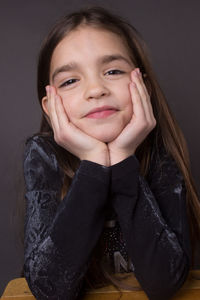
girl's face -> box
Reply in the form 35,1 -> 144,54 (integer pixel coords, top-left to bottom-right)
44,26 -> 135,143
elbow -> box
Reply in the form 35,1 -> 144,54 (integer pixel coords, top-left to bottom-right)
144,256 -> 190,300
24,260 -> 55,300
23,257 -> 85,300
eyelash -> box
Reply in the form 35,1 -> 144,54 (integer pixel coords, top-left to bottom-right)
59,69 -> 125,88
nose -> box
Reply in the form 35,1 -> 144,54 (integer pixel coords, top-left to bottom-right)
84,77 -> 110,100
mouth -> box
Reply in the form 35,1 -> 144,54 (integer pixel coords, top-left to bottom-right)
85,109 -> 118,119
85,105 -> 119,119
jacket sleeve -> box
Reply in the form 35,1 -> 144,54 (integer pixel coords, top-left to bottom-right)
110,145 -> 192,300
23,135 -> 111,300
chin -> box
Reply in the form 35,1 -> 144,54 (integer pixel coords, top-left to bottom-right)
99,135 -> 117,143
90,130 -> 121,143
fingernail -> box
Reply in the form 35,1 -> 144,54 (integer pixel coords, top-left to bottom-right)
45,86 -> 49,93
132,70 -> 137,78
136,68 -> 140,75
133,69 -> 139,77
131,81 -> 136,87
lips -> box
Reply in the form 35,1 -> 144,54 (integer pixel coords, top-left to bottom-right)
85,105 -> 118,117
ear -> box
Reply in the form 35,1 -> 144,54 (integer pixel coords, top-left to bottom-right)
41,95 -> 49,117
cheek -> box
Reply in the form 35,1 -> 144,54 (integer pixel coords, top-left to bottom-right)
116,79 -> 132,104
58,91 -> 78,119
118,85 -> 133,119
123,88 -> 132,106
61,99 -> 77,122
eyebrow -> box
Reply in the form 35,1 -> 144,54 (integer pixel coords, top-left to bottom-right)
51,54 -> 132,82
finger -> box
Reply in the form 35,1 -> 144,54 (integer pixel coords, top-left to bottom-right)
52,88 -> 71,131
131,69 -> 150,106
137,73 -> 155,121
137,71 -> 150,98
129,80 -> 146,121
47,85 -> 60,132
131,69 -> 154,122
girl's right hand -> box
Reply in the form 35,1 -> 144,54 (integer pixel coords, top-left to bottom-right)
45,85 -> 110,167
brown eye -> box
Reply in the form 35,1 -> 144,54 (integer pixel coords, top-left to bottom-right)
60,79 -> 79,88
106,69 -> 125,75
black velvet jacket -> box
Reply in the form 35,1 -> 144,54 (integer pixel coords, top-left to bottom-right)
23,134 -> 192,300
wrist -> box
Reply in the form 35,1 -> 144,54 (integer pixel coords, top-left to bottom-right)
84,156 -> 110,167
81,147 -> 110,167
109,151 -> 135,166
110,155 -> 129,166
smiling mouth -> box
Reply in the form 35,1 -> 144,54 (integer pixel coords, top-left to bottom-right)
85,109 -> 118,119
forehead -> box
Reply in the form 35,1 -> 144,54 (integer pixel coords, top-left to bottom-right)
50,26 -> 131,71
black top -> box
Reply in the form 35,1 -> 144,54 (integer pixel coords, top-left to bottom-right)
23,134 -> 192,300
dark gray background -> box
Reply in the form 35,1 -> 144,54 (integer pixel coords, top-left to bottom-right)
0,0 -> 200,296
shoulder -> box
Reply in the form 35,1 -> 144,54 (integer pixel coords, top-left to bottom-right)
23,133 -> 60,171
148,139 -> 184,184
23,133 -> 64,191
25,133 -> 55,152
24,133 -> 57,158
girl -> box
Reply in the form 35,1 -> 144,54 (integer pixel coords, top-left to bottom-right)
22,5 -> 200,300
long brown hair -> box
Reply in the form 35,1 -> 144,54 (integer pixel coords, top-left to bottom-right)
20,5 -> 200,297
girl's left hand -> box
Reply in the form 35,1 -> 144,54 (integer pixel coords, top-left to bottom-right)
108,68 -> 157,165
